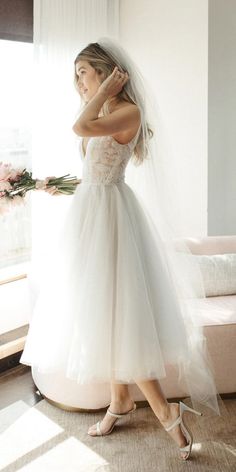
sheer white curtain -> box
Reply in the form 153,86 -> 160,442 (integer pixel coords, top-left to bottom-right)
30,0 -> 119,300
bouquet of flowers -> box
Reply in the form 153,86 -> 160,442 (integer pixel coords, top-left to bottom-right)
0,161 -> 81,215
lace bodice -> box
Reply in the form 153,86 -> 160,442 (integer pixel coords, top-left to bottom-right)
79,125 -> 141,185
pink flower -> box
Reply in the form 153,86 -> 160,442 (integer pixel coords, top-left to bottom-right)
0,181 -> 12,191
8,168 -> 24,181
0,162 -> 12,181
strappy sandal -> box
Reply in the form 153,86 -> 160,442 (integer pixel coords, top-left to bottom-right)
88,402 -> 137,436
164,400 -> 203,460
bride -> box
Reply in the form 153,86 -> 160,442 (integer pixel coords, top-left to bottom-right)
20,38 -> 221,461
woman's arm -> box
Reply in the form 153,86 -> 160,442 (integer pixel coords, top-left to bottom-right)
72,89 -> 109,135
72,96 -> 140,138
72,66 -> 140,138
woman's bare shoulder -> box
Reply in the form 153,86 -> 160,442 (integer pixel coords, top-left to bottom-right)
110,101 -> 141,144
110,100 -> 139,113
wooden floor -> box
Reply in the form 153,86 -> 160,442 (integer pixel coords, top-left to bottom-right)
0,364 -> 43,410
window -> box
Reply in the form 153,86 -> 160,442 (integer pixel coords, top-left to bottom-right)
0,39 -> 33,271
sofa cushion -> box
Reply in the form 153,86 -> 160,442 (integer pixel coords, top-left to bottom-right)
195,253 -> 236,296
192,294 -> 236,326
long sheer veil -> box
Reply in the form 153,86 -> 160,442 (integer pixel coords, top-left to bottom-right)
97,36 -> 226,417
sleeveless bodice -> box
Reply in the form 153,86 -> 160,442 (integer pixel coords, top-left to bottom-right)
79,125 -> 141,185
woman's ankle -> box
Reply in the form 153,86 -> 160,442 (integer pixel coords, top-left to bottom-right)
156,401 -> 173,423
110,395 -> 133,407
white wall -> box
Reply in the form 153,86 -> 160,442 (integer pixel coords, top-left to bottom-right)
120,0 -> 208,237
208,0 -> 236,235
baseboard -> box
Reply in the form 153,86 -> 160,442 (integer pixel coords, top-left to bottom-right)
0,327 -> 27,373
0,350 -> 25,374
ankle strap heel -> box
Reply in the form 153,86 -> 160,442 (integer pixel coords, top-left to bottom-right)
107,402 -> 137,418
164,401 -> 203,461
179,401 -> 203,417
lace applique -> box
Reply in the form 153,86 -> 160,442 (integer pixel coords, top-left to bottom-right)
80,135 -> 136,185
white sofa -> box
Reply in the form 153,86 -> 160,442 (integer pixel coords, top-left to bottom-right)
182,235 -> 236,395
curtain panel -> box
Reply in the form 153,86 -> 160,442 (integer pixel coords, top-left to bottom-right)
30,0 -> 119,301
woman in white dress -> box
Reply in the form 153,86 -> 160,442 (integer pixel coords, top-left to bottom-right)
20,39 -> 222,461
72,44 -> 205,460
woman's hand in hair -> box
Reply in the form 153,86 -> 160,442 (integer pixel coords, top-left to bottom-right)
98,66 -> 129,98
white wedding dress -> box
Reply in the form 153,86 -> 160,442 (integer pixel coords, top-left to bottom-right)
20,125 -> 191,385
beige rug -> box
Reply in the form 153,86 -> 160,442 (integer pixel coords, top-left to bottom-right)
0,397 -> 235,471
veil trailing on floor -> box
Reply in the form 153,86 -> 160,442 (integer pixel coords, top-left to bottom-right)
97,36 -> 225,417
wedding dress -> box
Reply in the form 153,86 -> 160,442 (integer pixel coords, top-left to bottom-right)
20,124 -> 194,386
19,35 -> 225,417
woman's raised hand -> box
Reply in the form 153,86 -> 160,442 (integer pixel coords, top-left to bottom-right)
98,66 -> 129,98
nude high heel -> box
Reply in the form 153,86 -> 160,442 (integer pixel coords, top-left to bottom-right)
164,400 -> 203,460
88,402 -> 137,436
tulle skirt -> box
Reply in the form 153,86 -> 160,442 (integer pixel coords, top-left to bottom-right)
20,181 -> 191,384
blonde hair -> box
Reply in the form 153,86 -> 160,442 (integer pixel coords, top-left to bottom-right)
73,42 -> 153,165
